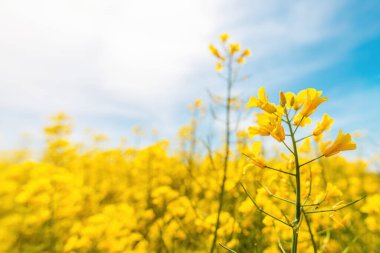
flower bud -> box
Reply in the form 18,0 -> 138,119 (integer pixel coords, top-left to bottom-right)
280,91 -> 286,107
290,96 -> 295,107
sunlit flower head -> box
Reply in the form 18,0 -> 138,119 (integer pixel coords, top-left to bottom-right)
323,130 -> 356,157
270,114 -> 285,142
298,88 -> 328,117
246,87 -> 277,114
313,114 -> 334,136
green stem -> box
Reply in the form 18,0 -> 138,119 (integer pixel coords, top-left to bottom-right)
242,153 -> 295,176
265,165 -> 296,176
285,108 -> 301,253
282,141 -> 294,154
273,222 -> 287,253
293,115 -> 304,134
303,209 -> 318,253
219,243 -> 237,253
240,182 -> 292,227
304,195 -> 366,214
296,134 -> 313,143
210,54 -> 233,253
258,183 -> 296,205
299,155 -> 324,167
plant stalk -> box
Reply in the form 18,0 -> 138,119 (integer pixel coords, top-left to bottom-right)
210,56 -> 233,253
285,109 -> 301,253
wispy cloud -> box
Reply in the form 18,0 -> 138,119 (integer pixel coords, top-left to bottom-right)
0,0 -> 379,150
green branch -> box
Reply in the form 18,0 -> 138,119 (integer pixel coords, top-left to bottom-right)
305,195 -> 366,214
219,243 -> 237,253
240,182 -> 292,227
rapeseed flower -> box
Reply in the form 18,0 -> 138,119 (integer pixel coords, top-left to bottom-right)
246,87 -> 277,113
298,88 -> 328,117
323,130 -> 356,157
313,113 -> 334,136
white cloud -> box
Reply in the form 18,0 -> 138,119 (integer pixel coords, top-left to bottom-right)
0,0 -> 378,150
0,0 -> 230,147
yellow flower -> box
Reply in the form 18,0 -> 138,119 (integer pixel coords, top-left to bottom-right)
209,44 -> 225,60
298,88 -> 328,117
220,33 -> 229,42
240,49 -> 251,57
293,114 -> 311,127
313,114 -> 334,136
244,155 -> 266,173
298,138 -> 312,153
251,141 -> 262,155
248,126 -> 271,137
236,57 -> 245,64
246,87 -> 277,113
294,90 -> 307,110
243,142 -> 265,174
323,130 -> 356,157
283,91 -> 305,110
49,112 -> 70,121
248,113 -> 277,137
236,49 -> 251,64
365,216 -> 379,232
270,114 -> 285,142
229,43 -> 240,54
194,99 -> 203,108
215,62 -> 223,72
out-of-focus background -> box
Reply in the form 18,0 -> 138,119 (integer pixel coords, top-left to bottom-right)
1,0 -> 380,158
0,2 -> 380,253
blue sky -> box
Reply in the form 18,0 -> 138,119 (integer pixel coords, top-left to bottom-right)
0,0 -> 379,161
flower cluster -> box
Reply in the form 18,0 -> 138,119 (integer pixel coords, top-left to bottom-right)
243,87 -> 364,253
246,87 -> 356,157
209,33 -> 251,72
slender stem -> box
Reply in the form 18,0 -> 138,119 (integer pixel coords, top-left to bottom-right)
282,141 -> 294,154
304,195 -> 366,214
302,209 -> 318,253
303,166 -> 313,205
293,115 -> 304,134
285,108 -> 301,253
265,165 -> 296,176
240,182 -> 292,227
280,208 -> 291,225
210,54 -> 233,253
296,134 -> 313,143
242,153 -> 296,176
273,112 -> 287,124
259,183 -> 296,205
273,222 -> 287,253
303,190 -> 329,208
300,155 -> 324,167
203,140 -> 217,172
219,243 -> 237,253
342,236 -> 359,253
303,203 -> 322,207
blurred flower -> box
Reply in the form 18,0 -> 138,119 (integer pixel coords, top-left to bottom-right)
220,33 -> 229,42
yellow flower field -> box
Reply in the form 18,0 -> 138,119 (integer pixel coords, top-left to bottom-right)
0,34 -> 379,253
